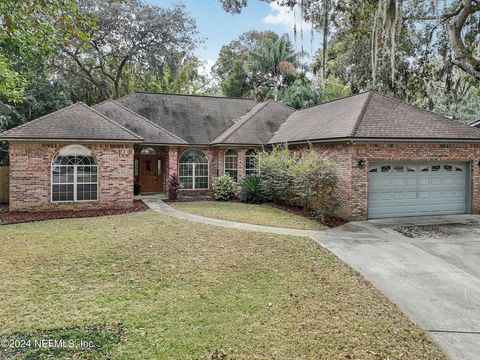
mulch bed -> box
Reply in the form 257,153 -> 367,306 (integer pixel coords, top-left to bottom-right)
270,203 -> 349,228
0,200 -> 149,225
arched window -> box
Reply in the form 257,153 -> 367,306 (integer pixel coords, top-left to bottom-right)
52,145 -> 98,202
245,149 -> 259,176
140,147 -> 156,155
179,149 -> 209,189
224,149 -> 238,181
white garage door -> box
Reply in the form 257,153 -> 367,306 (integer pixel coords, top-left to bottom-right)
368,162 -> 468,219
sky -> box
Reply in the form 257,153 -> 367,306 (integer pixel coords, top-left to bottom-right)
147,0 -> 317,74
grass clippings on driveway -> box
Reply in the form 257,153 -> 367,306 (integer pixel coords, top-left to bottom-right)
170,201 -> 325,230
0,211 -> 445,359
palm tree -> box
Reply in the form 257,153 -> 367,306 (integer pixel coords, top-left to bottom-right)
249,35 -> 298,100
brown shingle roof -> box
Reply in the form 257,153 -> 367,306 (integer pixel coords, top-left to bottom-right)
94,100 -> 187,144
117,92 -> 258,144
211,100 -> 295,145
270,91 -> 480,143
0,102 -> 143,142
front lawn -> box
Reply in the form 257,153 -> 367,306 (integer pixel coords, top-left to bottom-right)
170,201 -> 324,230
0,211 -> 444,359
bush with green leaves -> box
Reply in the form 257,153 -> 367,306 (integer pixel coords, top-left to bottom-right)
258,145 -> 339,213
257,145 -> 295,202
239,176 -> 265,204
211,174 -> 237,201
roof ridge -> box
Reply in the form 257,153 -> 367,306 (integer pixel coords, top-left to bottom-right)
211,101 -> 271,144
2,102 -> 79,135
351,91 -> 374,137
94,100 -> 187,143
118,91 -> 259,102
269,99 -> 297,111
84,103 -> 143,140
294,90 -> 372,113
372,91 -> 480,134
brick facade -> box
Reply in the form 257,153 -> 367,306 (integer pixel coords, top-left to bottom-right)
165,146 -> 258,195
311,142 -> 480,220
9,142 -> 134,212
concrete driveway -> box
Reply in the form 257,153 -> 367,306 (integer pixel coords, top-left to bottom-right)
310,214 -> 480,360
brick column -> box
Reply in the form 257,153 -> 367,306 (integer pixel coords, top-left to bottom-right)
238,148 -> 246,181
167,147 -> 178,176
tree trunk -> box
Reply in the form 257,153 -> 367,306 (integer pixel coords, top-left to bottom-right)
322,7 -> 328,83
448,0 -> 480,80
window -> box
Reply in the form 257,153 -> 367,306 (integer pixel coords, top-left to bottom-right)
179,150 -> 209,189
245,149 -> 259,176
381,166 -> 391,173
52,145 -> 98,202
140,147 -> 156,155
224,149 -> 238,181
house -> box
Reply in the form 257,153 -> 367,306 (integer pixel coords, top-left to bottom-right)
1,90 -> 480,220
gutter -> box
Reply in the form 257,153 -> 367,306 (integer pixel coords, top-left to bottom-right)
0,138 -> 144,144
270,137 -> 480,146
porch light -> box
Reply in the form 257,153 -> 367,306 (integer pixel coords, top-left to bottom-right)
357,159 -> 366,169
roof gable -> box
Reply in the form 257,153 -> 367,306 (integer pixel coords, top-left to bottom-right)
93,100 -> 187,144
0,102 -> 143,142
211,100 -> 295,145
116,92 -> 258,144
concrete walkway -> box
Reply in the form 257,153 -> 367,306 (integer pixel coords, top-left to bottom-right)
142,197 -> 323,237
144,197 -> 480,360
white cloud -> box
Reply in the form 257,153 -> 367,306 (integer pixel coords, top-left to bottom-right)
262,3 -> 312,31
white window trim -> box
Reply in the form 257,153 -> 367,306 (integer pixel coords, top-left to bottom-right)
178,150 -> 209,190
224,149 -> 238,181
51,164 -> 99,203
245,149 -> 260,176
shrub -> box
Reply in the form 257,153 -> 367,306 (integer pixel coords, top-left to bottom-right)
239,176 -> 265,204
258,145 -> 339,214
168,172 -> 181,200
212,174 -> 236,200
291,148 -> 338,209
257,145 -> 295,203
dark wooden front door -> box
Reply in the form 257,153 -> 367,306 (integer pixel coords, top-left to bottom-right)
139,155 -> 164,193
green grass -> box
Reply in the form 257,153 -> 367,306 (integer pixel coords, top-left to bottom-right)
0,211 -> 445,359
170,201 -> 324,230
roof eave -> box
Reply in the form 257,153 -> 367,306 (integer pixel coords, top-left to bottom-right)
269,136 -> 480,146
0,137 -> 144,144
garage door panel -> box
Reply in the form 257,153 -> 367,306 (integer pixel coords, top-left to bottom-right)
368,162 -> 468,219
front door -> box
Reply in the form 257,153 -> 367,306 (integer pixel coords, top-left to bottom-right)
139,155 -> 164,193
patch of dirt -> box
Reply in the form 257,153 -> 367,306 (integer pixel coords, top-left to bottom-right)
270,203 -> 349,228
0,200 -> 148,225
0,323 -> 125,359
393,222 -> 478,239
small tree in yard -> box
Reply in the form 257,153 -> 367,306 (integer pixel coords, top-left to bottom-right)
212,174 -> 237,200
168,172 -> 181,200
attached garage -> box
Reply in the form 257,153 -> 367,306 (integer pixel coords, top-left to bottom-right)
368,162 -> 469,219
